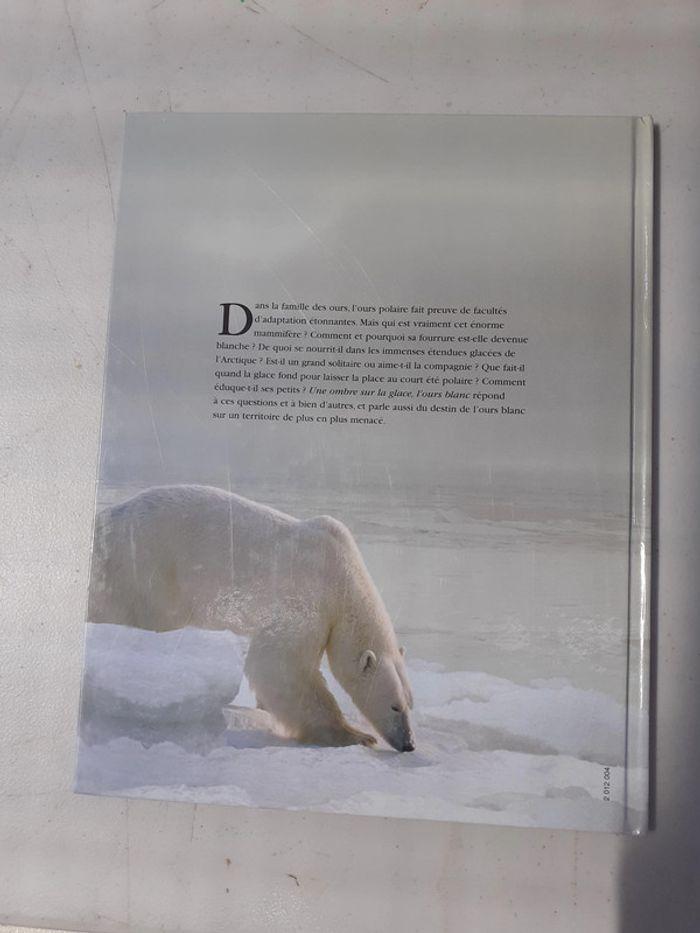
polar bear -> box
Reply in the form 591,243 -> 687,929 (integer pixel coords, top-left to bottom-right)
88,485 -> 415,752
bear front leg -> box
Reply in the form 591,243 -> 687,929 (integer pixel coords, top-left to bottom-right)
293,671 -> 377,748
245,636 -> 376,748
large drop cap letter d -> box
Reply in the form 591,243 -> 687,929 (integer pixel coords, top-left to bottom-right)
219,302 -> 253,336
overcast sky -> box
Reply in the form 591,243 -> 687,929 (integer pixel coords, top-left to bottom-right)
99,113 -> 635,508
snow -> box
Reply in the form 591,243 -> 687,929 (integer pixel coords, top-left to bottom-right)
78,624 -> 247,751
76,624 -> 638,831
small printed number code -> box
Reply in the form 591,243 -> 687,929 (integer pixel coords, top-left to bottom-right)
602,766 -> 611,802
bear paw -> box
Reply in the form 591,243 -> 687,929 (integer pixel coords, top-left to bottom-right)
300,723 -> 377,748
341,725 -> 377,748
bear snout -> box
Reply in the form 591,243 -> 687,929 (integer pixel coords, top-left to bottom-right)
389,733 -> 415,753
386,712 -> 415,752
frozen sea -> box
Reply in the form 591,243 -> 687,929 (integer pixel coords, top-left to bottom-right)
77,479 -> 642,831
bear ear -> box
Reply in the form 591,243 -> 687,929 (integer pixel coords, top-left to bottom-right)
399,645 -> 406,657
360,649 -> 377,674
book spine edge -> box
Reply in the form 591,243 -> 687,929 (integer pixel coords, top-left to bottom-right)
624,115 -> 654,834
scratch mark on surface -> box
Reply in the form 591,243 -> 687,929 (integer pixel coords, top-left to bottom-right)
244,164 -> 353,277
63,0 -> 116,222
0,73 -> 33,140
125,801 -> 132,929
384,465 -> 394,491
189,803 -> 198,842
0,72 -> 35,191
0,123 -> 31,191
94,914 -> 130,930
246,165 -> 322,243
250,1 -> 388,83
138,312 -> 166,469
1,788 -> 59,798
109,341 -> 137,366
338,245 -> 382,301
243,162 -> 380,298
151,0 -> 167,9
264,263 -> 294,301
418,0 -> 432,9
289,25 -> 389,83
225,456 -> 236,590
128,520 -> 141,589
24,195 -> 103,357
287,872 -> 300,887
2,231 -> 34,271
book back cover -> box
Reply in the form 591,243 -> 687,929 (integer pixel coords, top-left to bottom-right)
76,114 -> 651,833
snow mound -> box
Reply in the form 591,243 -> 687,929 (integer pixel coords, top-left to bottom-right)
79,624 -> 248,751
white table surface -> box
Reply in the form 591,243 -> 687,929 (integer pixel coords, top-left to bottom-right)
1,2 -> 699,931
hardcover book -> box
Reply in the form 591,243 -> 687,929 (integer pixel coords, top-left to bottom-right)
76,113 -> 652,832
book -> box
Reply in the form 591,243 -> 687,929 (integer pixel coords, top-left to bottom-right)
76,113 -> 652,833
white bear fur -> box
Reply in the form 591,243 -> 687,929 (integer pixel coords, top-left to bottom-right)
88,485 -> 415,751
